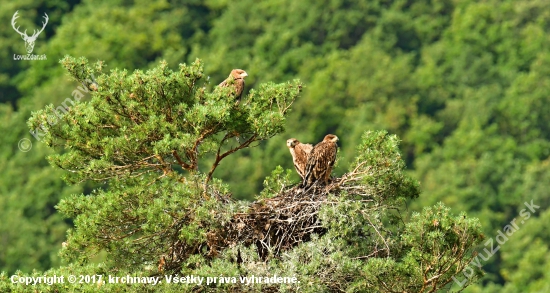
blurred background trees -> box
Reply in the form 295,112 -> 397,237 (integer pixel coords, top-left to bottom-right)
1,0 -> 549,291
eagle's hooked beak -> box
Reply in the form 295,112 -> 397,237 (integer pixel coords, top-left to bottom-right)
240,72 -> 248,78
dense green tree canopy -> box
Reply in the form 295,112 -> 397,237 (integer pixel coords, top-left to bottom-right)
1,0 -> 549,292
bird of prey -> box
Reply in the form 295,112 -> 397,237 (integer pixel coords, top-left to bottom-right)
286,138 -> 313,180
303,134 -> 339,188
218,69 -> 248,102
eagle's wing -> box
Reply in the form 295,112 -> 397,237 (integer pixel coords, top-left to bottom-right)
323,142 -> 338,183
303,143 -> 321,187
303,141 -> 337,187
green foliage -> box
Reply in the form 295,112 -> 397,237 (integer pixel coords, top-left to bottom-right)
259,166 -> 294,199
56,176 -> 226,271
2,0 -> 550,291
0,99 -> 83,274
28,56 -> 301,187
22,56 -> 302,277
2,129 -> 482,292
18,0 -> 212,94
352,130 -> 420,202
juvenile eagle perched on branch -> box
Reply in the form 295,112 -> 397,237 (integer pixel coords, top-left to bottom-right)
303,134 -> 339,188
218,69 -> 248,102
286,138 -> 313,180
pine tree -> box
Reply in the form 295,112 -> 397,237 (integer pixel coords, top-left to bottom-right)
2,56 -> 484,292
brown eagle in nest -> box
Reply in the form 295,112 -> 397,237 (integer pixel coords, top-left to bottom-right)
286,138 -> 313,180
303,134 -> 339,188
218,69 -> 248,102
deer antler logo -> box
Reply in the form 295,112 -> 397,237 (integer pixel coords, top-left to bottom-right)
11,11 -> 49,54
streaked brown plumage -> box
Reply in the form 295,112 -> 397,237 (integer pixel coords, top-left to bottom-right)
303,134 -> 339,188
218,69 -> 248,102
286,138 -> 313,180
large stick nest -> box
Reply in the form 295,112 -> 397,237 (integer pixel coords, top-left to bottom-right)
162,182 -> 340,272
220,179 -> 345,260
162,163 -> 373,271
